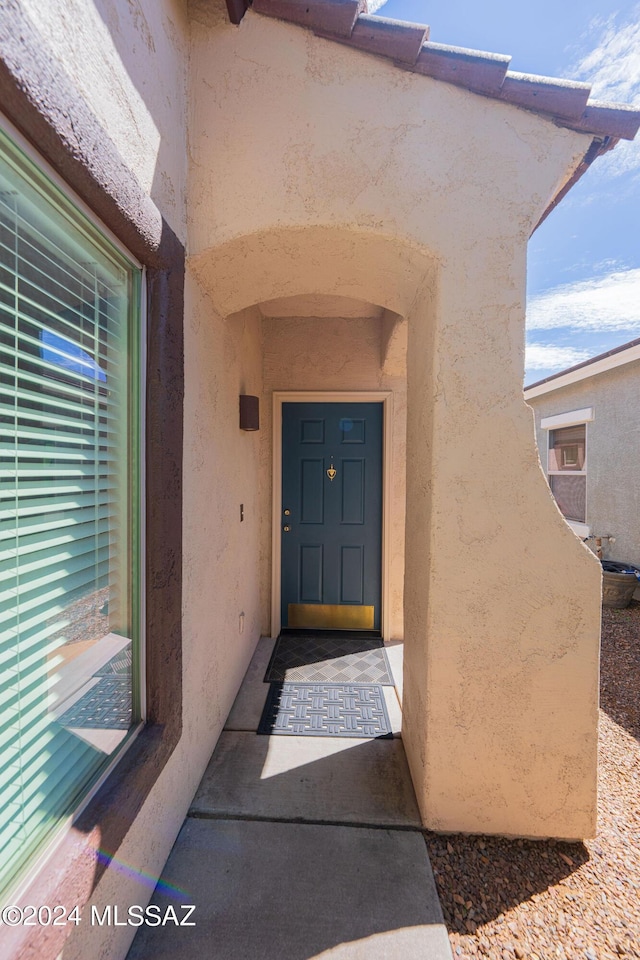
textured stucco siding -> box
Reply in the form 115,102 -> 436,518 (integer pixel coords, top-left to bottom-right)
189,12 -> 590,264
19,0 -> 189,242
528,360 -> 640,569
188,10 -> 602,842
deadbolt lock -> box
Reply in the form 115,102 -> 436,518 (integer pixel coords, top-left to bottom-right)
284,509 -> 291,516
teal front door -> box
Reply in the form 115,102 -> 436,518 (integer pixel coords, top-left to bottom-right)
280,401 -> 383,632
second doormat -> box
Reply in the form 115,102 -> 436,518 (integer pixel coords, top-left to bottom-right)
257,682 -> 392,738
264,634 -> 393,684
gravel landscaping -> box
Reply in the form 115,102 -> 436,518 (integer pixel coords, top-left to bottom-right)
425,601 -> 640,960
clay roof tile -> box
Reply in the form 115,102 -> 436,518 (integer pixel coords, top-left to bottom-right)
252,0 -> 365,38
499,72 -> 591,122
413,42 -> 510,96
564,101 -> 640,141
343,14 -> 429,66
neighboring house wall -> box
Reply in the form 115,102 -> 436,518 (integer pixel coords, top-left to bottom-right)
528,358 -> 640,570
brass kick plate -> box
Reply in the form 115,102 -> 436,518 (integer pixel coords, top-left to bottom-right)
288,603 -> 375,630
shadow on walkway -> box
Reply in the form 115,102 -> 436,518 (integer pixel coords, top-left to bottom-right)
125,636 -> 452,960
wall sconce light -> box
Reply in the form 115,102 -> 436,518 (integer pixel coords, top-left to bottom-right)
239,395 -> 259,431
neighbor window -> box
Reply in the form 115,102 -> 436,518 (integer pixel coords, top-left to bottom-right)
0,126 -> 142,895
548,423 -> 586,523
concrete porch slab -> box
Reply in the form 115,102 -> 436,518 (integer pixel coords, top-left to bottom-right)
190,730 -> 421,828
224,636 -> 277,731
126,817 -> 452,960
385,640 -> 404,702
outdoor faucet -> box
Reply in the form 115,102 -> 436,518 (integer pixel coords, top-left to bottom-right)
583,534 -> 616,559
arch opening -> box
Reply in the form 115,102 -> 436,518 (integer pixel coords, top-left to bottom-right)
188,224 -> 438,322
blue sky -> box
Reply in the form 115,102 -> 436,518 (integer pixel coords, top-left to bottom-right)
372,0 -> 640,384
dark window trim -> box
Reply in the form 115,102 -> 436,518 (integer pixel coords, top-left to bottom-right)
0,6 -> 183,954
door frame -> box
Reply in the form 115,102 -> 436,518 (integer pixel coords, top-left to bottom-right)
271,391 -> 393,640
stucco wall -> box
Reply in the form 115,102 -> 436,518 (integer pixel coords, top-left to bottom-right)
528,360 -> 640,569
188,12 -> 589,266
182,287 -> 267,734
19,0 -> 189,241
188,9 -> 602,841
262,314 -> 407,639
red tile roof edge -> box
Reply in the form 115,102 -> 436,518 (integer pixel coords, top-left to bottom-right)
533,136 -> 614,232
343,15 -> 429,66
243,0 -> 640,142
252,0 -> 364,37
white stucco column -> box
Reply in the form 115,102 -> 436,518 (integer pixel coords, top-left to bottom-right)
402,247 -> 601,840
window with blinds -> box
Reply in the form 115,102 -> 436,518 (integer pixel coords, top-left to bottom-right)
0,127 -> 141,896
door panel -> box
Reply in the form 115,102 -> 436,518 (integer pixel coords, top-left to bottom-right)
341,545 -> 364,603
281,401 -> 382,631
300,544 -> 323,602
300,460 -> 324,523
341,459 -> 365,524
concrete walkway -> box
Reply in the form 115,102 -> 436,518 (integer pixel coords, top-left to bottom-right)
127,637 -> 452,960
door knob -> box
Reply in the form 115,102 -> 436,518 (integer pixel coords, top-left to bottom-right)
283,525 -> 291,532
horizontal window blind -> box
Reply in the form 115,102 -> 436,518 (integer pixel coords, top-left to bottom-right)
0,128 -> 141,896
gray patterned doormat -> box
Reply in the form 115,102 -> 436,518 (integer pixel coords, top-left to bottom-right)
264,635 -> 393,684
257,683 -> 392,738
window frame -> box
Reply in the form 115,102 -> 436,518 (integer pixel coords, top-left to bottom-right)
541,408 -> 593,536
0,10 -> 185,941
0,114 -> 147,900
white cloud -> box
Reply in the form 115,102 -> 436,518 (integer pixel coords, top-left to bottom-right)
525,343 -> 592,371
570,10 -> 640,178
367,0 -> 389,11
597,138 -> 640,179
576,14 -> 640,103
527,268 -> 640,332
